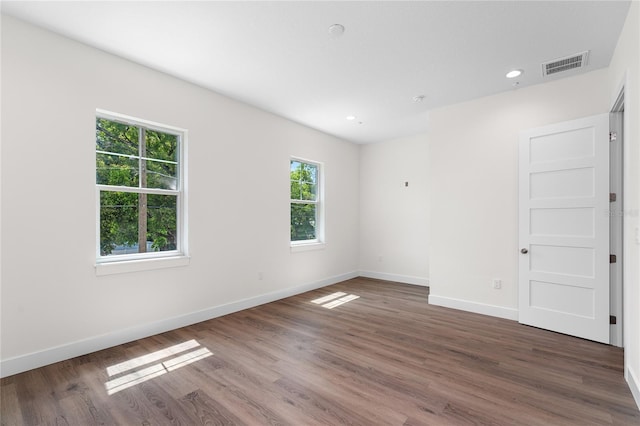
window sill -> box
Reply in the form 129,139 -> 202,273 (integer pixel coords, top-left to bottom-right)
290,242 -> 326,253
96,255 -> 190,276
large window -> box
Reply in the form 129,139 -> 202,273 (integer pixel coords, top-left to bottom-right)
290,158 -> 322,244
96,111 -> 186,263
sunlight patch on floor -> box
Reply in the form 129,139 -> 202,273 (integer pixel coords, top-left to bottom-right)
323,294 -> 360,309
311,292 -> 360,309
107,339 -> 200,377
105,339 -> 212,395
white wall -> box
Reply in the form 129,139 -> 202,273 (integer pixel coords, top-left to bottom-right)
607,0 -> 640,407
0,16 -> 359,375
358,134 -> 429,285
428,69 -> 610,319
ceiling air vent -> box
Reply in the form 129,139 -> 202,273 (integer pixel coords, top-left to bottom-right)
542,51 -> 589,77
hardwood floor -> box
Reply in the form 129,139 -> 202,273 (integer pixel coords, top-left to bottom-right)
1,277 -> 639,425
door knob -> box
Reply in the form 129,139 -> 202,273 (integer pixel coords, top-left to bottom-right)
521,248 -> 528,254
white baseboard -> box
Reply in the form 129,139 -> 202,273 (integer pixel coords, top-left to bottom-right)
0,271 -> 358,378
358,270 -> 429,286
428,294 -> 518,321
627,366 -> 640,410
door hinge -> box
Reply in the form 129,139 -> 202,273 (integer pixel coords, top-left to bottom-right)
610,254 -> 617,263
610,193 -> 617,202
610,315 -> 617,325
610,132 -> 617,142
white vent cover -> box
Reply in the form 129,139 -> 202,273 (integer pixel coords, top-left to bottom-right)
542,51 -> 589,76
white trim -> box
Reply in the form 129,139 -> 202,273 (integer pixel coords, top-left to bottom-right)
610,72 -> 634,376
359,270 -> 429,286
609,77 -> 629,350
428,294 -> 519,321
627,366 -> 640,410
290,242 -> 326,252
96,184 -> 178,196
0,271 -> 358,378
609,88 -> 624,348
290,157 -> 324,244
96,150 -> 178,165
95,110 -> 189,265
95,255 -> 190,276
609,71 -> 627,112
96,109 -> 186,135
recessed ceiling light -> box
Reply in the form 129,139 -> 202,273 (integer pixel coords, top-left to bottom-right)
328,24 -> 345,38
506,69 -> 523,79
346,115 -> 356,121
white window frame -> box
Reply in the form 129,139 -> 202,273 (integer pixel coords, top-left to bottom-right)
290,157 -> 325,251
95,109 -> 189,275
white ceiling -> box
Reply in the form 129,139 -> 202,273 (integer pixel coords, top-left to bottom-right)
1,1 -> 631,144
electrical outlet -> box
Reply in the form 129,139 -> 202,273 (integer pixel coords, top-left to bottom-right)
378,255 -> 383,263
492,279 -> 502,289
258,272 -> 264,280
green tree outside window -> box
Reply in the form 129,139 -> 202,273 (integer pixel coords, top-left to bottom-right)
290,160 -> 319,241
96,117 -> 179,256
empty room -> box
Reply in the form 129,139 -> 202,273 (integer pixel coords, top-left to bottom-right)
1,1 -> 639,424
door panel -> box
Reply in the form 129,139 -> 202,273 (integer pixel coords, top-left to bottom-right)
530,207 -> 594,237
519,114 -> 609,343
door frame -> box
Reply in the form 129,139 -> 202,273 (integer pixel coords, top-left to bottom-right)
610,87 -> 624,348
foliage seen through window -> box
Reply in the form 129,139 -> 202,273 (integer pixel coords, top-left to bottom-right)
96,117 -> 180,257
290,160 -> 319,242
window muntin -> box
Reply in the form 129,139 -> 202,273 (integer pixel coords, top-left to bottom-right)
96,112 -> 185,262
290,159 -> 321,243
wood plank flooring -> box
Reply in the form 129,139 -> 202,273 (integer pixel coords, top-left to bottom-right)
1,277 -> 639,425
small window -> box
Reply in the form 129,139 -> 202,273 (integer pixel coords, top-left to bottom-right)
96,111 -> 186,263
290,158 -> 322,244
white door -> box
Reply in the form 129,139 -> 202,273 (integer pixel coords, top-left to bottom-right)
519,114 -> 609,344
